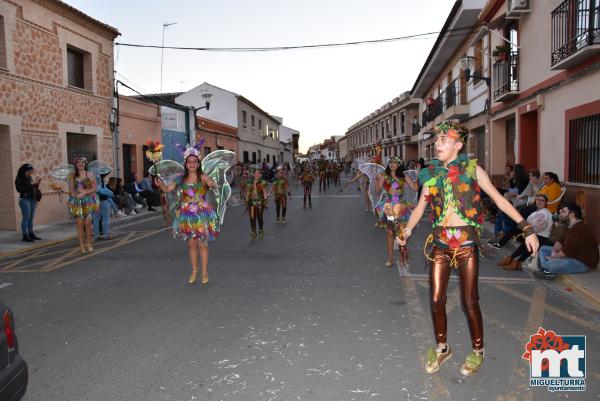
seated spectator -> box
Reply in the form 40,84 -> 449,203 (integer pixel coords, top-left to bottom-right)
538,172 -> 562,214
496,194 -> 554,270
534,203 -> 599,280
493,164 -> 529,237
513,169 -> 541,208
139,172 -> 158,211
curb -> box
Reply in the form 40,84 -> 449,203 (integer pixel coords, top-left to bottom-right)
556,274 -> 600,310
0,235 -> 77,259
0,212 -> 156,259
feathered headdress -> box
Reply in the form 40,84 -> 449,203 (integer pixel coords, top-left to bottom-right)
174,138 -> 206,160
434,120 -> 470,143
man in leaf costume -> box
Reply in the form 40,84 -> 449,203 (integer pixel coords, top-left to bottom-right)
399,120 -> 539,376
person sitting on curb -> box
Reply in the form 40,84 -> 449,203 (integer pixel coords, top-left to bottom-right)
497,194 -> 554,271
534,203 -> 599,280
538,172 -> 562,214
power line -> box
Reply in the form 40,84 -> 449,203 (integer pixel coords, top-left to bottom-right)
115,24 -> 482,52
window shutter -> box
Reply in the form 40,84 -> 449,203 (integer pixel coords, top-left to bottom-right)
67,48 -> 84,88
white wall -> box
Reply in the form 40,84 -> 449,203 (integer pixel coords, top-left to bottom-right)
176,83 -> 238,128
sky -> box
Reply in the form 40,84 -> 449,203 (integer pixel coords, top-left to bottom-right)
64,0 -> 455,152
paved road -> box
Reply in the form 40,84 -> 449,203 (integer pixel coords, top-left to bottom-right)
1,180 -> 599,401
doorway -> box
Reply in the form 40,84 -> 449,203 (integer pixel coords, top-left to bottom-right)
519,110 -> 539,170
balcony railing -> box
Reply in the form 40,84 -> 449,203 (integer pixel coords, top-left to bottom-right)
493,51 -> 519,101
421,77 -> 468,126
551,0 -> 600,68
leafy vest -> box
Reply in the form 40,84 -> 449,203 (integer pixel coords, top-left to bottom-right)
417,154 -> 483,230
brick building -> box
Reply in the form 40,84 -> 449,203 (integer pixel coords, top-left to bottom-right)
0,0 -> 118,231
196,116 -> 238,158
118,95 -> 161,180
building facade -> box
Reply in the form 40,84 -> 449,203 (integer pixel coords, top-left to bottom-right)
196,116 -> 238,157
0,0 -> 119,230
118,95 -> 161,180
482,0 -> 600,238
345,91 -> 421,163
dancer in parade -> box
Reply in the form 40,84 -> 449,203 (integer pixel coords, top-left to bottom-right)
242,166 -> 269,239
318,155 -> 327,193
155,143 -> 234,284
301,163 -> 315,209
398,121 -> 539,376
272,168 -> 291,223
67,157 -> 99,254
375,156 -> 418,267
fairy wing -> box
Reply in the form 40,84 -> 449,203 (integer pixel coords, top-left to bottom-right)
403,169 -> 419,204
202,150 -> 236,228
148,159 -> 185,220
358,162 -> 385,214
51,164 -> 75,181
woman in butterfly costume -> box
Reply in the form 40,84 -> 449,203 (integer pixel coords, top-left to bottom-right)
155,140 -> 235,285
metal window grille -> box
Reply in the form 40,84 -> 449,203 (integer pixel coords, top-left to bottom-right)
569,114 -> 600,185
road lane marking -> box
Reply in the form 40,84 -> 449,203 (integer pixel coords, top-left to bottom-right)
495,285 -> 546,401
0,282 -> 13,289
493,283 -> 600,334
398,272 -> 452,400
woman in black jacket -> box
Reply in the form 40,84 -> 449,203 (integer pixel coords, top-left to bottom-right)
14,164 -> 42,242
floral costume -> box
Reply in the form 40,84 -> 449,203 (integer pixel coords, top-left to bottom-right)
243,179 -> 267,237
68,176 -> 99,220
375,174 -> 413,231
418,153 -> 484,356
172,182 -> 219,243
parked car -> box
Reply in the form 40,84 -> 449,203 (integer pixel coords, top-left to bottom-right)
0,301 -> 28,401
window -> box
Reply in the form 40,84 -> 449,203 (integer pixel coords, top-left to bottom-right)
243,151 -> 249,163
0,15 -> 6,69
242,111 -> 247,127
252,152 -> 257,163
400,112 -> 405,134
204,146 -> 212,156
251,115 -> 255,128
266,154 -> 270,163
67,47 -> 84,88
67,46 -> 91,90
474,39 -> 483,84
569,114 -> 600,185
258,119 -> 262,132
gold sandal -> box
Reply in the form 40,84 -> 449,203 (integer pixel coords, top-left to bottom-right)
188,270 -> 199,284
201,272 -> 209,284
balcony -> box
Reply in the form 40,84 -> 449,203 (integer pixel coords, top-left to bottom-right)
493,51 -> 519,102
443,77 -> 469,120
421,94 -> 443,127
551,0 -> 600,70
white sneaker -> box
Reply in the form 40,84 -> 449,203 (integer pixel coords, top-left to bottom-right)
134,203 -> 143,210
130,210 -> 138,215
116,210 -> 126,217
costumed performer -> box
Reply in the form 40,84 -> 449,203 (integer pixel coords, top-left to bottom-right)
67,157 -> 99,254
155,146 -> 220,285
398,120 -> 539,376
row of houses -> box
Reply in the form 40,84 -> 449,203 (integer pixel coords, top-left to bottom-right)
0,0 -> 300,231
338,0 -> 600,238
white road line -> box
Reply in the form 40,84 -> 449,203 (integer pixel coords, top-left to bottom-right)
0,282 -> 14,289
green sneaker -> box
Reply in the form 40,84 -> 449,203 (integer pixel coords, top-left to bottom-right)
258,230 -> 264,240
425,345 -> 452,374
250,232 -> 257,240
459,350 -> 484,376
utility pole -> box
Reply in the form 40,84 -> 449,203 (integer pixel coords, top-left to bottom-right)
160,22 -> 177,93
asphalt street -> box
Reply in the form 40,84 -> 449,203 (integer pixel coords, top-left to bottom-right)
1,179 -> 599,401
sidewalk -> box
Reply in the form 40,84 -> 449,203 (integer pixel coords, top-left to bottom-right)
482,220 -> 600,310
1,186 -> 243,258
0,209 -> 156,257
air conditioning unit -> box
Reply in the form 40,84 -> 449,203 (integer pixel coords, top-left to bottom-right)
506,0 -> 531,19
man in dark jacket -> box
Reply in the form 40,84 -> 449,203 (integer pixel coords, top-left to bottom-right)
535,203 -> 599,280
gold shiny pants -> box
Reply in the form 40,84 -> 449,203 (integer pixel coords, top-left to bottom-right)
430,245 -> 483,350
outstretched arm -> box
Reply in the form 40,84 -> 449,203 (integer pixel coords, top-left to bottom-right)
402,186 -> 430,237
477,166 -> 539,255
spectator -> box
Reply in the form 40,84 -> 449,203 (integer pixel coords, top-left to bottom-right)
14,163 -> 42,242
493,164 -> 529,237
93,173 -> 113,240
139,172 -> 158,211
496,194 -> 554,270
534,203 -> 599,280
513,169 -> 542,208
538,172 -> 562,214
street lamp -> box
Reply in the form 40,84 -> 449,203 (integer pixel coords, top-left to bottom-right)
459,55 -> 490,86
160,22 -> 177,93
192,93 -> 213,130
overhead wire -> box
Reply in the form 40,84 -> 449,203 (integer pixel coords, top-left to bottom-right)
115,24 -> 483,52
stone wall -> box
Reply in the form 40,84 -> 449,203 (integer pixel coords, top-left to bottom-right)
0,0 -> 117,231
